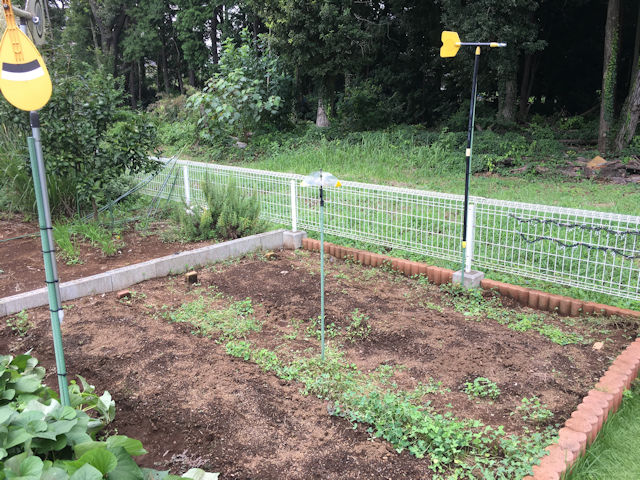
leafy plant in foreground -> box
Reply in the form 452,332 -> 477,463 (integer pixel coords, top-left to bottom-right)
0,354 -> 217,479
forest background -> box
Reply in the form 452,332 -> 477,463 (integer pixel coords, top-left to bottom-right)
0,0 -> 639,218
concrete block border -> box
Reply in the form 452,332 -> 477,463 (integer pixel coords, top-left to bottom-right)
0,229 -> 288,318
301,238 -> 640,479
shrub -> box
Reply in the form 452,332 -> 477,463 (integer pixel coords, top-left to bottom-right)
176,179 -> 268,241
0,63 -> 160,218
336,79 -> 397,131
186,29 -> 290,144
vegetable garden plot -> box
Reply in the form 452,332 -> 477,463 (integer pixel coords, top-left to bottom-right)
2,250 -> 638,479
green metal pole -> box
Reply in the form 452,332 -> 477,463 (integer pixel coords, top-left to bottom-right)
461,47 -> 481,286
319,185 -> 325,361
27,128 -> 70,406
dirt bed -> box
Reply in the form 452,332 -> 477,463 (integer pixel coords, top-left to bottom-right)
1,249 -> 637,479
0,215 -> 211,298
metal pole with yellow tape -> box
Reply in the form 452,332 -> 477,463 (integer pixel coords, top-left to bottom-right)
440,31 -> 506,286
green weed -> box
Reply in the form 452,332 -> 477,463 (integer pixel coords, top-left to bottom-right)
463,377 -> 501,400
345,309 -> 371,342
512,396 -> 554,424
6,310 -> 31,336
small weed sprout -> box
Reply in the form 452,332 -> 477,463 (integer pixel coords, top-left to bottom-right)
464,377 -> 501,400
6,310 -> 31,336
345,309 -> 371,342
305,316 -> 339,340
513,396 -> 553,423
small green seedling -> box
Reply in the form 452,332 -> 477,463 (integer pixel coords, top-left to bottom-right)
512,396 -> 553,423
464,377 -> 500,400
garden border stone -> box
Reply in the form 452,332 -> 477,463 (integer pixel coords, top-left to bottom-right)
0,229 -> 287,318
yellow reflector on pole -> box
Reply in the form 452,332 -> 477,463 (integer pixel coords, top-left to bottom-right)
440,31 -> 461,58
0,0 -> 51,111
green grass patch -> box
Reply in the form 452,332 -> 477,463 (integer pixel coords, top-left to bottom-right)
565,381 -> 640,480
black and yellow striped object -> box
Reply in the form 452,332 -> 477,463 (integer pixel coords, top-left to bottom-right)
0,0 -> 51,111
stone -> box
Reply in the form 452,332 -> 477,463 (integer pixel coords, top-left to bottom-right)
265,251 -> 278,261
592,341 -> 604,351
452,270 -> 485,288
586,155 -> 607,170
283,230 -> 307,250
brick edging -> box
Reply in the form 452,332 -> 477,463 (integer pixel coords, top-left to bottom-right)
525,338 -> 640,479
301,238 -> 640,320
301,238 -> 640,479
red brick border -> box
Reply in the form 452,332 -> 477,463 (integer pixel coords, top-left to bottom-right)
300,238 -> 640,320
301,238 -> 640,479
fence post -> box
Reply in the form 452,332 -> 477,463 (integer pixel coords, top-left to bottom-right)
290,179 -> 297,231
183,165 -> 191,205
465,203 -> 476,272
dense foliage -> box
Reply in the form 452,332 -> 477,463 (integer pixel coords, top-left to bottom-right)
36,0 -> 639,151
0,64 -> 159,217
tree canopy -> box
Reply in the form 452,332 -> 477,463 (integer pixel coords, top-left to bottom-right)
6,0 -> 640,150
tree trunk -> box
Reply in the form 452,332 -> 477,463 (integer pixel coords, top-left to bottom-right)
518,54 -> 538,123
211,6 -> 220,65
160,43 -> 170,93
188,68 -> 196,87
498,77 -> 517,123
598,0 -> 620,154
630,1 -> 640,85
129,63 -> 137,108
614,67 -> 640,151
316,97 -> 329,127
138,61 -> 144,106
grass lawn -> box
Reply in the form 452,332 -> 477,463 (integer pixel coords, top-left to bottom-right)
565,380 -> 640,480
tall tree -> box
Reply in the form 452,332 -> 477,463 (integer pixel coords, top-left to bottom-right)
614,1 -> 640,152
259,0 -> 373,127
598,0 -> 620,153
438,0 -> 546,123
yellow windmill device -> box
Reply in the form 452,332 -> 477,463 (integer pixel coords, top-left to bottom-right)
0,0 -> 51,111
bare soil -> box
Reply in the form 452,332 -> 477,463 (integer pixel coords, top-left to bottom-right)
0,215 -> 211,297
1,247 -> 637,479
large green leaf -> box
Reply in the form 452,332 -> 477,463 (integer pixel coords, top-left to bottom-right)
13,375 -> 41,394
4,428 -> 31,449
74,448 -> 117,476
1,389 -> 15,402
106,436 -> 146,457
73,442 -> 107,458
105,446 -> 143,480
15,455 -> 44,478
0,406 -> 14,425
41,466 -> 70,480
68,464 -> 103,480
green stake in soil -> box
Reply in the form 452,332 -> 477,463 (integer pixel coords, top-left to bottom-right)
301,171 -> 341,361
440,31 -> 506,286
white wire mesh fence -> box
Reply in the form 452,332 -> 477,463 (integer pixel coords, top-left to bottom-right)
139,158 -> 640,300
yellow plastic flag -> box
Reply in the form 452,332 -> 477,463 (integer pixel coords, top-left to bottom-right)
0,0 -> 51,110
440,31 -> 461,58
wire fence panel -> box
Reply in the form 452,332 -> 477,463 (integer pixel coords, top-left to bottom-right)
139,158 -> 640,300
